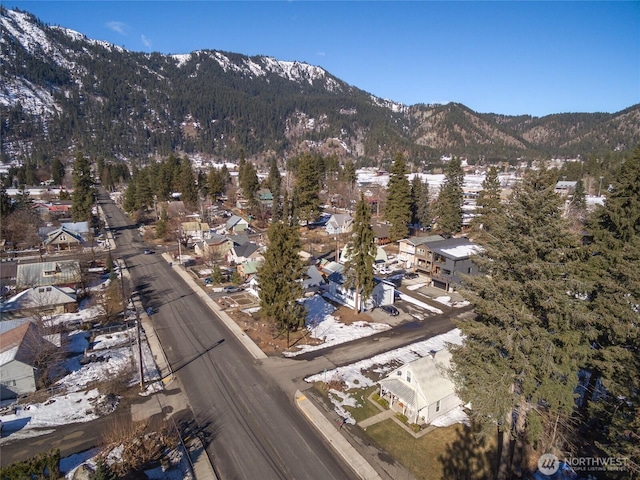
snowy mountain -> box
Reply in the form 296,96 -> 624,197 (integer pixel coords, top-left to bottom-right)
1,6 -> 638,167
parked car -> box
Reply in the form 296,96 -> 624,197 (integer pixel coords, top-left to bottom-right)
380,305 -> 399,316
375,266 -> 392,275
143,249 -> 153,255
403,272 -> 419,279
223,285 -> 243,293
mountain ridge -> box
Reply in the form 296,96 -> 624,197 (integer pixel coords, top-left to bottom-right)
1,7 -> 638,167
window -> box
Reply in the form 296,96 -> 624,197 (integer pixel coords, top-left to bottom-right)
406,371 -> 412,383
1,379 -> 16,387
436,400 -> 441,412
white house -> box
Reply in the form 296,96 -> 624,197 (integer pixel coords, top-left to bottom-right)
326,270 -> 395,311
378,348 -> 462,425
325,214 -> 353,236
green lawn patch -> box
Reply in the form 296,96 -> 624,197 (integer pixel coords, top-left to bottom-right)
365,419 -> 497,480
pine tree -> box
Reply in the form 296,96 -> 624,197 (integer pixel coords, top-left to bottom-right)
472,166 -> 502,235
0,185 -> 12,217
417,177 -> 431,229
434,157 -> 464,237
123,177 -> 137,213
71,152 -> 94,222
258,221 -> 307,346
450,167 -> 591,479
51,157 -> 65,185
210,264 -> 224,284
179,158 -> 198,208
384,153 -> 412,241
582,147 -> 640,471
293,153 -> 322,225
239,160 -> 259,207
410,175 -> 422,226
91,459 -> 117,480
343,193 -> 377,312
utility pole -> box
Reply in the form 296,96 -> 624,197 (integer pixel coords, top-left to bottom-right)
136,308 -> 144,390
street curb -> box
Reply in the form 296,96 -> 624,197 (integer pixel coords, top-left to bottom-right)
295,390 -> 383,480
162,253 -> 267,360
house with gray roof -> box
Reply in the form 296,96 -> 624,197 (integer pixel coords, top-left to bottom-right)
16,260 -> 81,288
418,237 -> 481,291
325,214 -> 353,236
43,226 -> 86,251
227,242 -> 262,265
1,286 -> 77,319
0,322 -> 58,399
225,215 -> 249,234
397,235 -> 445,269
378,348 -> 462,425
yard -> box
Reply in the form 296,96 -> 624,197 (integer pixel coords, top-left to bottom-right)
315,384 -> 497,480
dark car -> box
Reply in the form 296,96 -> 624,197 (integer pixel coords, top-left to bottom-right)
403,272 -> 419,279
223,285 -> 243,293
380,305 -> 399,316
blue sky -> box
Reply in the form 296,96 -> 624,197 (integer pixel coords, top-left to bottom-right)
7,1 -> 640,116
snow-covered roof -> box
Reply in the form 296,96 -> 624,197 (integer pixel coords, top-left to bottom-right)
1,286 -> 76,313
428,238 -> 481,260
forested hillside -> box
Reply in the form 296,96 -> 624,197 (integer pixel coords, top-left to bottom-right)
1,6 -> 639,170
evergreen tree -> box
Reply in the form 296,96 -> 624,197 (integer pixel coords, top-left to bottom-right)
123,176 -> 137,213
267,157 -> 282,202
71,152 -> 94,221
343,193 -> 377,312
155,206 -> 168,238
258,221 -> 306,345
51,157 -> 65,185
268,158 -> 282,222
342,160 -> 357,191
208,168 -> 226,200
416,176 -> 431,229
410,175 -> 423,226
239,160 -> 259,207
91,459 -> 117,480
293,153 -> 322,225
434,157 -> 464,236
472,166 -> 502,234
566,178 -> 587,225
14,184 -> 33,211
582,147 -> 640,471
450,167 -> 590,479
210,264 -> 224,284
179,157 -> 198,207
384,153 -> 412,241
135,169 -> 153,210
0,185 -> 12,217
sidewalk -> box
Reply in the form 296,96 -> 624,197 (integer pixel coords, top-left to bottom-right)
121,258 -> 219,480
295,391 -> 382,480
161,254 -> 384,480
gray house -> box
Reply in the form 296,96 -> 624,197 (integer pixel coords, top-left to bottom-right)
0,322 -> 57,399
419,238 -> 481,291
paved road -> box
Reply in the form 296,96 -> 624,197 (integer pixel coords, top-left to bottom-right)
98,191 -> 357,480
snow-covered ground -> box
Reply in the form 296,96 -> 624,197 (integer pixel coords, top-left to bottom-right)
305,328 -> 467,426
283,295 -> 392,357
0,272 -> 168,477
